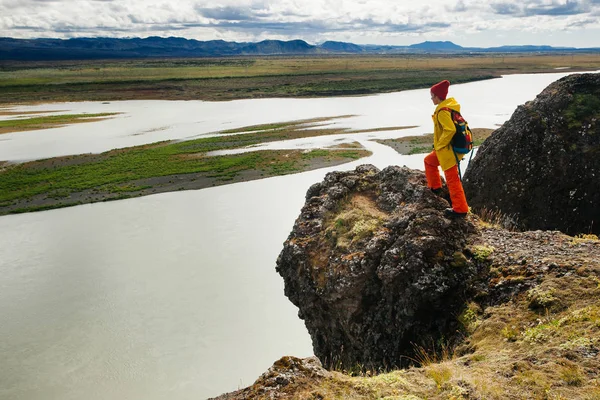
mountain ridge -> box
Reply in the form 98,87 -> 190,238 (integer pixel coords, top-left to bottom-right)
1,37 -> 599,61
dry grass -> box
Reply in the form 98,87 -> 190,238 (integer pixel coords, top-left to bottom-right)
244,224 -> 600,400
324,194 -> 388,249
474,206 -> 521,231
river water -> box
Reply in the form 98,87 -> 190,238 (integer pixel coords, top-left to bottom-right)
0,71 -> 591,399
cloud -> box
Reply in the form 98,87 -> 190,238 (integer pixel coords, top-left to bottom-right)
491,2 -> 522,15
490,0 -> 594,17
447,0 -> 468,12
196,6 -> 257,21
0,0 -> 599,46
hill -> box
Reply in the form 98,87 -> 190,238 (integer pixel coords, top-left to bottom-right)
1,37 -> 599,61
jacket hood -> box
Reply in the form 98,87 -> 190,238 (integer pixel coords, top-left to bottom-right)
435,97 -> 460,113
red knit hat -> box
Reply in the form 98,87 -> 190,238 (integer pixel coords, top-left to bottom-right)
430,80 -> 450,100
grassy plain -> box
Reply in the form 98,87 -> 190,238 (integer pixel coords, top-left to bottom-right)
2,54 -> 600,103
0,117 -> 381,214
0,112 -> 119,134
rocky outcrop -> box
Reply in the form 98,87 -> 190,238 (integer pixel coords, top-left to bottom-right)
214,224 -> 600,399
463,73 -> 600,235
275,165 -> 490,370
209,357 -> 330,400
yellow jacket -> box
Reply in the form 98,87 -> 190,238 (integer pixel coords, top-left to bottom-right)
432,97 -> 464,171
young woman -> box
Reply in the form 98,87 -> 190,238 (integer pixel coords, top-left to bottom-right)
425,80 -> 469,218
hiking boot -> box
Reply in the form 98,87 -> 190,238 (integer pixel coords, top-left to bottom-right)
444,208 -> 467,219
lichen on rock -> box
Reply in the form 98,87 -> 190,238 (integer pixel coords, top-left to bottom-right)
463,72 -> 600,235
276,164 -> 489,370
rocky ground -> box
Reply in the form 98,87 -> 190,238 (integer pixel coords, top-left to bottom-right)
212,221 -> 600,400
212,164 -> 600,400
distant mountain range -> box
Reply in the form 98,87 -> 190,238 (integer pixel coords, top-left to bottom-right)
1,37 -> 598,61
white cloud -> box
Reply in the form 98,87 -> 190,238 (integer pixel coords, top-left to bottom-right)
0,0 -> 599,46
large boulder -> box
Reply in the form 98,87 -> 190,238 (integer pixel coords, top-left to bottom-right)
463,73 -> 600,235
276,165 -> 487,370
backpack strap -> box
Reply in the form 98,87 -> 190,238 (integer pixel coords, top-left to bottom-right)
438,107 -> 468,180
436,107 -> 458,119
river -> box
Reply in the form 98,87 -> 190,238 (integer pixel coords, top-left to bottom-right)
0,71 -> 590,399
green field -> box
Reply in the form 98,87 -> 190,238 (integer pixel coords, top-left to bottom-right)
2,54 -> 599,103
0,117 -> 376,214
0,113 -> 119,133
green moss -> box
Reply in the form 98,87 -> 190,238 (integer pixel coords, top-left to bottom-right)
564,93 -> 600,128
330,211 -> 383,248
527,287 -> 560,311
325,196 -> 386,249
471,245 -> 495,262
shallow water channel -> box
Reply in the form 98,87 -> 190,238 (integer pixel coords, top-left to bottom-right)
0,71 -> 589,399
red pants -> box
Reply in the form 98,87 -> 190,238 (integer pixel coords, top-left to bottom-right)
424,151 -> 469,213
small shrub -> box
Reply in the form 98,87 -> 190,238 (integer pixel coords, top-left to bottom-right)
501,325 -> 519,342
412,341 -> 454,367
425,365 -> 453,390
458,302 -> 482,333
523,320 -> 559,343
527,287 -> 560,311
560,364 -> 584,386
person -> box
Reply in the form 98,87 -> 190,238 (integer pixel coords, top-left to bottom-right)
425,80 -> 469,218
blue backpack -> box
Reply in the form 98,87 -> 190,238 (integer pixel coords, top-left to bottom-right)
439,107 -> 474,154
439,107 -> 474,179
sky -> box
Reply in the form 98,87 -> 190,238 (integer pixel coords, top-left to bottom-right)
1,0 -> 600,48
